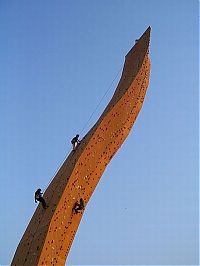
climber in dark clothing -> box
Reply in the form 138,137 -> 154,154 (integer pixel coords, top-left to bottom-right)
35,188 -> 48,209
71,134 -> 81,150
73,198 -> 85,214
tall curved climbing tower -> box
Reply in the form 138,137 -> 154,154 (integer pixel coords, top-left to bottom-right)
12,27 -> 151,266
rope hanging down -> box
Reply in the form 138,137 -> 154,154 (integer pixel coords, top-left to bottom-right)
43,66 -> 122,192
80,67 -> 122,135
28,66 -> 123,260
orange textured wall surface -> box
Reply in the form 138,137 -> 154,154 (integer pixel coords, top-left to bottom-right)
12,27 -> 151,266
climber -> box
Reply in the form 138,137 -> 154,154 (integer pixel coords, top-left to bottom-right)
135,39 -> 139,43
71,134 -> 81,150
73,198 -> 85,214
35,188 -> 48,209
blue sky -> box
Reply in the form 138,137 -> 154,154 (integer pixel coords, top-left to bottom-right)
0,0 -> 198,265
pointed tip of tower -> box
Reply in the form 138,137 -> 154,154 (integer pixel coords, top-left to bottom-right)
125,27 -> 151,58
147,25 -> 151,32
140,26 -> 151,41
146,26 -> 151,37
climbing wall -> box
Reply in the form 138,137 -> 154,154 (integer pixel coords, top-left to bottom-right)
12,26 -> 151,266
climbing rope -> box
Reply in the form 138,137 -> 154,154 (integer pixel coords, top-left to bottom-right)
43,147 -> 71,192
43,66 -> 122,192
79,67 -> 122,135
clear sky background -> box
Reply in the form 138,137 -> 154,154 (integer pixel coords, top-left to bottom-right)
0,1 -> 198,265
